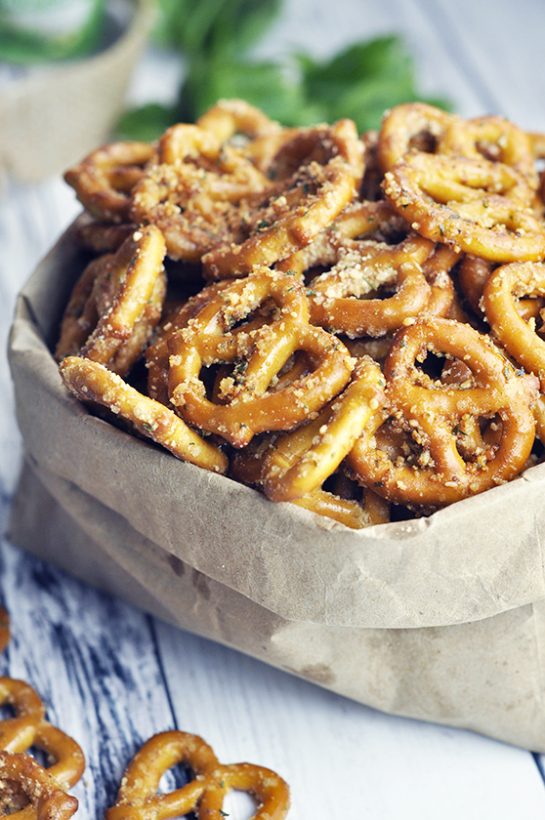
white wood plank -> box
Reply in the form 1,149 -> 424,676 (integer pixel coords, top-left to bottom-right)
154,622 -> 545,820
0,537 -> 177,816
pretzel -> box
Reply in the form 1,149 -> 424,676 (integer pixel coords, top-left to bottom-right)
232,359 -> 390,528
197,98 -> 281,145
60,356 -> 228,473
378,102 -> 454,171
0,752 -> 78,820
0,678 -> 45,752
0,609 -> 8,654
167,269 -> 354,446
458,255 -> 544,322
56,226 -> 166,376
78,218 -> 134,254
348,318 -> 536,506
278,201 -> 456,336
131,124 -> 270,261
439,116 -> 537,186
64,141 -> 155,222
384,152 -> 545,262
107,730 -> 290,820
483,262 -> 545,387
202,120 -> 364,279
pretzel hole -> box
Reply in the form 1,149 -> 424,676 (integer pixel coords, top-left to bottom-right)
221,789 -> 257,820
409,130 -> 439,155
23,745 -> 51,769
157,763 -> 190,795
0,703 -> 16,720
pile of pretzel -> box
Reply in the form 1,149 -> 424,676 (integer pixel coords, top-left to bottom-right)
57,99 -> 545,527
0,609 -> 290,819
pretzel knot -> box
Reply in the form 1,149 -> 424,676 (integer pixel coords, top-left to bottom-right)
106,730 -> 290,820
55,226 -> 167,377
202,120 -> 364,279
278,200 -> 457,336
0,752 -> 78,820
383,153 -> 545,262
0,678 -> 84,819
232,358 -> 390,529
483,262 -> 545,388
166,268 -> 354,447
64,141 -> 155,223
131,123 -> 271,262
347,318 -> 536,507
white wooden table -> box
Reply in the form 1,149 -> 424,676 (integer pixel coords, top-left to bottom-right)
1,0 -> 545,816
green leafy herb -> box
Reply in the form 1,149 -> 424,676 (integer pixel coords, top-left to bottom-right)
118,2 -> 451,138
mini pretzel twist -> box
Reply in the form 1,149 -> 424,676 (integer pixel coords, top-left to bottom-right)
59,356 -> 228,473
167,268 -> 354,447
378,102 -> 455,171
0,753 -> 78,820
383,153 -> 545,262
55,226 -> 167,377
131,123 -> 271,261
278,200 -> 456,336
348,318 -> 536,506
106,730 -> 290,820
0,625 -> 84,820
483,261 -> 545,388
202,120 -> 364,279
232,358 -> 390,528
64,141 -> 155,222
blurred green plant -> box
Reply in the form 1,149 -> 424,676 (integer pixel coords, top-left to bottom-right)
0,0 -> 105,63
118,0 -> 451,138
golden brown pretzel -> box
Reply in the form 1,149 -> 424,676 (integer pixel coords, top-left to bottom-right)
348,318 -> 536,506
55,227 -> 167,377
279,200 -> 453,336
0,752 -> 78,820
106,729 -> 290,820
64,141 -> 155,222
202,120 -> 364,279
439,116 -> 537,186
483,261 -> 545,387
384,152 -> 545,261
0,678 -> 45,752
167,269 -> 353,446
232,359 -> 390,528
378,102 -> 454,171
60,356 -> 228,473
196,98 -> 280,145
78,218 -> 134,254
131,124 -> 270,262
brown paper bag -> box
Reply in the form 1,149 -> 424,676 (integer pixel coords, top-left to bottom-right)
7,222 -> 545,750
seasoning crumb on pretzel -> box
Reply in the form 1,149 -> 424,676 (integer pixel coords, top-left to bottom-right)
57,99 -> 545,527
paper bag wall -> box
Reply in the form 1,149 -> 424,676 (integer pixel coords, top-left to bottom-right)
7,223 -> 545,750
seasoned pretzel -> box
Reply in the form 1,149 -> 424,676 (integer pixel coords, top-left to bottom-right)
348,318 -> 536,506
483,262 -> 545,387
232,359 -> 390,528
64,141 -> 155,222
56,227 -> 167,377
106,730 -> 290,820
0,678 -> 45,753
78,218 -> 134,254
197,98 -> 280,145
202,120 -> 364,279
0,752 -> 78,820
167,269 -> 354,447
384,152 -> 545,261
131,124 -> 270,261
458,255 -> 543,321
60,356 -> 228,473
439,116 -> 537,186
0,609 -> 8,654
279,201 -> 455,336
378,102 -> 454,171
